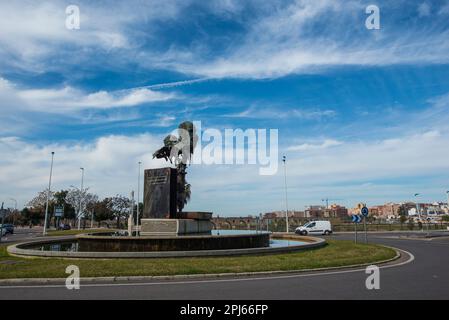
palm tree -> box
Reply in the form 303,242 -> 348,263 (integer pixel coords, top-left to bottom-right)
184,184 -> 191,206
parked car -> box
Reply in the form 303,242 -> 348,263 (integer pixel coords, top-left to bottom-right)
58,224 -> 71,231
295,220 -> 332,236
0,224 -> 14,235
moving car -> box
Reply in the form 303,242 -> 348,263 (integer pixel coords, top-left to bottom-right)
0,224 -> 14,235
295,220 -> 332,235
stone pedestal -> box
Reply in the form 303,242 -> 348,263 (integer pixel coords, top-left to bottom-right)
143,168 -> 177,219
140,212 -> 213,235
127,215 -> 133,235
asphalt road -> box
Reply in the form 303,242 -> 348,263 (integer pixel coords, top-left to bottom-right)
0,226 -> 43,244
1,231 -> 449,300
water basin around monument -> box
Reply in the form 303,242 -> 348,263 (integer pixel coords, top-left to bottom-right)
28,230 -> 307,252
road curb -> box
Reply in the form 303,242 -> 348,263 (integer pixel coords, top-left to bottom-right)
0,246 -> 403,286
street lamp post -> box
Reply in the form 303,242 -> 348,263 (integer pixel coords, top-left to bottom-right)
43,152 -> 55,236
130,190 -> 135,235
322,198 -> 329,209
77,167 -> 84,230
9,198 -> 17,225
136,161 -> 141,236
90,209 -> 94,229
0,202 -> 4,242
282,155 -> 289,233
446,191 -> 449,210
414,193 -> 423,232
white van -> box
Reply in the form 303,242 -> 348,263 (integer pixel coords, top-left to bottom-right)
295,220 -> 332,235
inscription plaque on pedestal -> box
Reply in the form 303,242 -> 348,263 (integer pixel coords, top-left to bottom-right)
143,168 -> 177,219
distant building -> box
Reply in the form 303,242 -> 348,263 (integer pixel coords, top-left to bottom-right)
327,204 -> 349,218
305,204 -> 348,219
263,210 -> 306,219
368,203 -> 401,218
305,206 -> 326,218
408,207 -> 418,216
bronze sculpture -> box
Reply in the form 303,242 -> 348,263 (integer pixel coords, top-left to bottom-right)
152,121 -> 198,213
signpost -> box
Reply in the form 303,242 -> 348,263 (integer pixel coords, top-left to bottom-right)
361,206 -> 369,244
54,205 -> 64,229
351,214 -> 362,244
54,206 -> 64,217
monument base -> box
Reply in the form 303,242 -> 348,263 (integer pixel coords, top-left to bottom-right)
140,218 -> 213,236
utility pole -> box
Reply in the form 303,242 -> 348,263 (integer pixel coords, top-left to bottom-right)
282,155 -> 289,233
136,161 -> 141,236
77,167 -> 84,230
9,198 -> 17,226
43,152 -> 55,236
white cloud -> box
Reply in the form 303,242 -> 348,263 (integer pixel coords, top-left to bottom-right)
225,106 -> 336,119
418,2 -> 431,16
0,77 -> 176,113
2,127 -> 449,214
152,0 -> 449,79
0,2 -> 128,72
287,139 -> 342,151
2,1 -> 449,79
0,1 -> 190,66
438,1 -> 449,15
0,133 -> 166,208
185,130 -> 448,214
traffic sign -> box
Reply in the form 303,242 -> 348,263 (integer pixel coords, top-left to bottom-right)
54,206 -> 64,217
361,206 -> 369,217
351,214 -> 362,223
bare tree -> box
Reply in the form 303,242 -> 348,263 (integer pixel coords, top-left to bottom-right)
66,187 -> 98,221
27,188 -> 54,211
105,195 -> 131,229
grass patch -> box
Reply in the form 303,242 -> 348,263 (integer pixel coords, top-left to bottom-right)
44,229 -> 115,236
0,240 -> 396,279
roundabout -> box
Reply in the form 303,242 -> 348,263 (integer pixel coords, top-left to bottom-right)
2,231 -> 446,300
7,231 -> 326,258
0,230 -> 397,285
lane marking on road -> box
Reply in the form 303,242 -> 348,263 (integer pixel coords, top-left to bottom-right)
0,248 -> 415,290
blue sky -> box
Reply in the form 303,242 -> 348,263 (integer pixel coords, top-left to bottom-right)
1,0 -> 449,215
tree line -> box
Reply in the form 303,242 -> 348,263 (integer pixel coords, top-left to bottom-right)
5,188 -> 142,229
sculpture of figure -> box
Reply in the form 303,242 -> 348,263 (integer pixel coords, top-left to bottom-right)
152,121 -> 198,213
